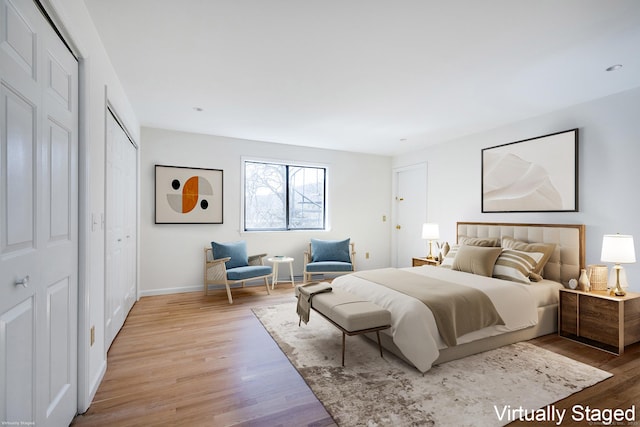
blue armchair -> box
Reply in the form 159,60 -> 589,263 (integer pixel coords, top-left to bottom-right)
303,238 -> 355,283
204,240 -> 272,304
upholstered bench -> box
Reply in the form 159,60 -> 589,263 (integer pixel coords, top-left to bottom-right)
296,286 -> 391,366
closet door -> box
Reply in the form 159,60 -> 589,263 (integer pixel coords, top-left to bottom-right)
0,0 -> 78,424
105,110 -> 136,349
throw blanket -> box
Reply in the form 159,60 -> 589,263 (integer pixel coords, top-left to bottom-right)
296,282 -> 333,325
353,269 -> 504,347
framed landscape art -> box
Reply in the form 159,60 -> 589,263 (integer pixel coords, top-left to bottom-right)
481,129 -> 578,213
155,165 -> 223,224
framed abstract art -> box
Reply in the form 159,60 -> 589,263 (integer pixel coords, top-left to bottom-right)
481,129 -> 578,213
155,165 -> 223,224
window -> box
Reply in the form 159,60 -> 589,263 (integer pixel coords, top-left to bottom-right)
244,160 -> 326,231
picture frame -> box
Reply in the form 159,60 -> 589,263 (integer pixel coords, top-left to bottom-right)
155,165 -> 223,224
481,129 -> 578,213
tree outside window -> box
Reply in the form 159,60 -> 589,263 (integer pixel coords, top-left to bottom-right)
244,161 -> 326,231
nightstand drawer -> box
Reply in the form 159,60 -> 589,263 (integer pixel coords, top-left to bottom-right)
559,288 -> 640,355
624,298 -> 640,344
412,257 -> 440,267
559,292 -> 577,336
579,296 -> 618,347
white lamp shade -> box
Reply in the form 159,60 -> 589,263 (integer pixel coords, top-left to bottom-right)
421,223 -> 440,240
601,234 -> 636,264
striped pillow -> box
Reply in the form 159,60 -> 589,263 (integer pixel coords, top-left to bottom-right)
501,236 -> 556,277
439,245 -> 459,268
493,249 -> 544,284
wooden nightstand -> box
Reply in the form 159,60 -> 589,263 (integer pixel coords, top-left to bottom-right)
412,257 -> 440,267
558,288 -> 640,355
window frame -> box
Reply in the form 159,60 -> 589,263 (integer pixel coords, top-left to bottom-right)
241,157 -> 329,232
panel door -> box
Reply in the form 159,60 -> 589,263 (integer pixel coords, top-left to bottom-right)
105,111 -> 136,349
0,0 -> 78,425
394,164 -> 427,267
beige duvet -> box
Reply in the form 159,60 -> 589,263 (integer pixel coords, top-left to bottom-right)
331,266 -> 548,372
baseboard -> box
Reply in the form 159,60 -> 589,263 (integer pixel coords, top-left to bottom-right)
139,282 -> 279,297
140,285 -> 203,297
79,359 -> 106,414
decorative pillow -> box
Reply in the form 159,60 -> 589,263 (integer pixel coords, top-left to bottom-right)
439,245 -> 459,268
452,245 -> 502,277
493,249 -> 544,284
501,236 -> 556,276
458,236 -> 501,247
211,240 -> 249,269
311,238 -> 351,263
529,272 -> 543,282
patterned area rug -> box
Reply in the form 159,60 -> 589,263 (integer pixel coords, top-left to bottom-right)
253,302 -> 612,427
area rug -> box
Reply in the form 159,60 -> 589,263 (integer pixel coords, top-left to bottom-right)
253,302 -> 612,427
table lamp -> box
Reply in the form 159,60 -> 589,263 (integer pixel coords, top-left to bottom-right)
422,223 -> 440,260
601,234 -> 636,297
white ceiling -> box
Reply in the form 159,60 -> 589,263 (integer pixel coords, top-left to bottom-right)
83,0 -> 640,156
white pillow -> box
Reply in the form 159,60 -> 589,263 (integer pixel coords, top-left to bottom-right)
492,249 -> 544,284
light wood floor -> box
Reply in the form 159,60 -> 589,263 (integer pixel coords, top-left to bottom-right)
71,285 -> 640,427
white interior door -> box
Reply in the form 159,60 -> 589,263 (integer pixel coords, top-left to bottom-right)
393,164 -> 427,267
105,109 -> 136,349
0,0 -> 78,424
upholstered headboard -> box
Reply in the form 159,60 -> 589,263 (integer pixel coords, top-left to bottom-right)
457,222 -> 585,286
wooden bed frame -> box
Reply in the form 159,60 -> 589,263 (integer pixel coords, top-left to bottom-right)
371,221 -> 585,368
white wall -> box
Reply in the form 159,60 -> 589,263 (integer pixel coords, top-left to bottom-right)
44,0 -> 141,412
140,127 -> 392,295
393,87 -> 640,291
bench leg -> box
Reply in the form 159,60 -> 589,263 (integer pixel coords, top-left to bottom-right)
342,332 -> 346,366
376,330 -> 384,359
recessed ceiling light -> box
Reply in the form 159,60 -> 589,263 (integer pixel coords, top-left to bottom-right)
606,64 -> 623,72
193,107 -> 203,112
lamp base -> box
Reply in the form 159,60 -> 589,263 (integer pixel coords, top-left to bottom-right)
426,240 -> 435,260
611,287 -> 627,297
611,265 -> 626,297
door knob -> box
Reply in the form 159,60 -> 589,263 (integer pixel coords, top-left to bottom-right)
396,225 -> 401,230
16,275 -> 30,288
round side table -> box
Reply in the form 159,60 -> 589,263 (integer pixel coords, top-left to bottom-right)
267,256 -> 295,289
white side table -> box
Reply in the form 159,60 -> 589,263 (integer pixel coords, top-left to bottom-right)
267,256 -> 295,289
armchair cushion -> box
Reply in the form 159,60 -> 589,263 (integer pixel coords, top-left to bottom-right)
226,265 -> 272,281
212,240 -> 248,269
305,261 -> 353,273
311,238 -> 351,263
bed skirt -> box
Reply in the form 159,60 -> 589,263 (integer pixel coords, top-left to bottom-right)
366,304 -> 558,370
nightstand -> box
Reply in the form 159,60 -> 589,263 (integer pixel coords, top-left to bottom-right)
412,257 -> 440,267
558,288 -> 640,355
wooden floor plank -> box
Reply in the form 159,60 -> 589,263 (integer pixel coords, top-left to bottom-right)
72,286 -> 639,426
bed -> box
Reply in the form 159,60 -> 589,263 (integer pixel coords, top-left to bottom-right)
330,222 -> 585,373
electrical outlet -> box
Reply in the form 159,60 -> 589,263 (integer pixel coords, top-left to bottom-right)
365,252 -> 370,259
382,215 -> 387,222
90,326 -> 95,346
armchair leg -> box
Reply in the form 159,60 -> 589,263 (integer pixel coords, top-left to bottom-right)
263,277 -> 271,295
225,284 -> 233,304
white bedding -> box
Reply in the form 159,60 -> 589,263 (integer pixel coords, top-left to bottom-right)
330,266 -> 563,372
